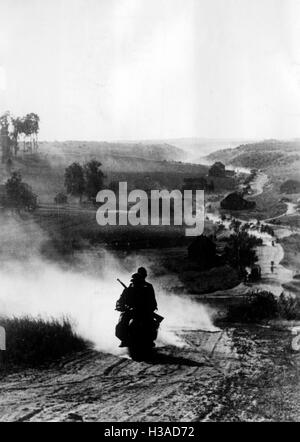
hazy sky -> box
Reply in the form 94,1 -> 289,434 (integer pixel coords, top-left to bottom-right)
1,0 -> 300,141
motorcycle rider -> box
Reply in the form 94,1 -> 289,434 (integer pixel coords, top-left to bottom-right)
137,266 -> 157,310
115,268 -> 158,347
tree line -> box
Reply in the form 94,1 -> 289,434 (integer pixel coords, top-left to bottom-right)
64,160 -> 105,203
0,111 -> 40,156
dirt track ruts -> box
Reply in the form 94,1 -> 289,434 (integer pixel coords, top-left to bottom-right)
0,327 -> 299,422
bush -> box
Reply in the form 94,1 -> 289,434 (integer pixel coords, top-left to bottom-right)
5,171 -> 37,211
277,293 -> 300,320
226,291 -> 279,322
226,291 -> 300,323
0,316 -> 90,369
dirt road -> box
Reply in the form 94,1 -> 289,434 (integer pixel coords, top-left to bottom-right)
0,326 -> 299,422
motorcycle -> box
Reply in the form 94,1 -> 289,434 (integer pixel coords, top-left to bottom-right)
127,310 -> 161,360
116,307 -> 162,360
115,278 -> 164,360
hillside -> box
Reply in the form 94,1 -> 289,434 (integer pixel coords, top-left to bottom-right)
206,140 -> 300,170
143,138 -> 253,160
6,142 -> 209,203
39,141 -> 186,163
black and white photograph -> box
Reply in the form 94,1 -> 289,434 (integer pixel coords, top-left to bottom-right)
0,0 -> 300,425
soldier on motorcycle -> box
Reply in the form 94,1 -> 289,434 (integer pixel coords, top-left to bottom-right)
115,267 -> 158,348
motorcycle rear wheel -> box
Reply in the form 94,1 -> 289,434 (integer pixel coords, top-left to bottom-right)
128,344 -> 154,361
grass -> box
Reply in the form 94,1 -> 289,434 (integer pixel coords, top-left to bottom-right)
0,316 -> 90,370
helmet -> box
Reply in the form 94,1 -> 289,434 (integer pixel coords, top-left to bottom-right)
137,267 -> 147,278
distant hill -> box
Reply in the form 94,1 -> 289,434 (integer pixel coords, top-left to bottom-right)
158,138 -> 254,161
11,141 -> 209,203
39,141 -> 186,164
37,140 -> 208,177
39,138 -> 257,165
206,140 -> 300,169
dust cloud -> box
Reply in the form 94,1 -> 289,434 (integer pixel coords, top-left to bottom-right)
0,213 -> 217,354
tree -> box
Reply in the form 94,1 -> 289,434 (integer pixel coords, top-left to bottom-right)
84,160 -> 105,201
0,111 -> 10,129
11,113 -> 40,153
0,111 -> 40,156
11,117 -> 22,156
24,113 -> 40,151
64,162 -> 85,202
20,113 -> 39,152
0,111 -> 13,162
224,230 -> 262,271
5,171 -> 37,212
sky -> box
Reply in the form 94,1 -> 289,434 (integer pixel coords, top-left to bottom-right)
1,0 -> 300,141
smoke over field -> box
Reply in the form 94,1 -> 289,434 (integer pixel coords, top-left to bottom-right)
0,213 -> 217,355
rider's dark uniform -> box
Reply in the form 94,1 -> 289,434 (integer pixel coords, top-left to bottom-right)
116,275 -> 157,345
116,281 -> 157,314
